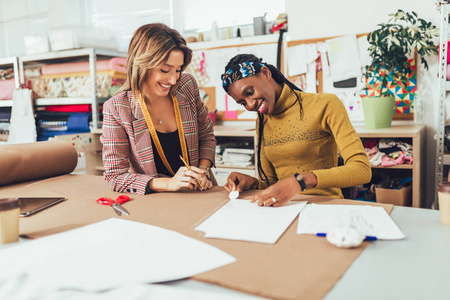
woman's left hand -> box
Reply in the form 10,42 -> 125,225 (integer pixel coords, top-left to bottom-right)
250,176 -> 301,207
197,174 -> 213,191
189,166 -> 213,191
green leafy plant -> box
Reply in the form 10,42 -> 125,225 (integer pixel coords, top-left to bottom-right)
364,10 -> 439,97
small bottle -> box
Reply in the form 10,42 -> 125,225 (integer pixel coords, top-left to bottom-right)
236,26 -> 241,38
0,198 -> 20,245
211,21 -> 218,41
226,27 -> 232,39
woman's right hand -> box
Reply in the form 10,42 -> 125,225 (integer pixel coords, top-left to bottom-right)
166,166 -> 201,191
223,172 -> 258,193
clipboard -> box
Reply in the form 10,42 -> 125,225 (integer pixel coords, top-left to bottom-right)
19,197 -> 66,217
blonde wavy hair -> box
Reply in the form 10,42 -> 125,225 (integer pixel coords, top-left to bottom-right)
118,23 -> 193,99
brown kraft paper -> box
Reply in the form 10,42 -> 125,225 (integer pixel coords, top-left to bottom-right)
0,177 -> 393,300
0,140 -> 77,187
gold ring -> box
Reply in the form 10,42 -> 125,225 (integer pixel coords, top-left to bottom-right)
271,197 -> 277,203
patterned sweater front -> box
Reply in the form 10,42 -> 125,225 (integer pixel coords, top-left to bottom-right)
257,85 -> 371,198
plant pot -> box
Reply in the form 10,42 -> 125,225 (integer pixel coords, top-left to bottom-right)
361,96 -> 395,129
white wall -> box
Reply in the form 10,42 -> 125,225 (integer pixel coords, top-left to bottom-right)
287,0 -> 440,207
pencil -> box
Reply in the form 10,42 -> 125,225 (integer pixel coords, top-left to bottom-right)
179,155 -> 205,190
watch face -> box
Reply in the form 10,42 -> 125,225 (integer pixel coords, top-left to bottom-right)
296,174 -> 303,181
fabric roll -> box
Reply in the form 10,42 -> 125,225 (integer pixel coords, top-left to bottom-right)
0,140 -> 77,186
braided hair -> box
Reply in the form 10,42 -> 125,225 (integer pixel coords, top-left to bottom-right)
222,54 -> 303,185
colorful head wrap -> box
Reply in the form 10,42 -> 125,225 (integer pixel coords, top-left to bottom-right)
221,61 -> 264,90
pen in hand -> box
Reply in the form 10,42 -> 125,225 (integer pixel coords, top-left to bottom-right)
179,155 -> 205,190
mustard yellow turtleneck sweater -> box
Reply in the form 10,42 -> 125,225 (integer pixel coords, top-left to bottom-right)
257,84 -> 371,198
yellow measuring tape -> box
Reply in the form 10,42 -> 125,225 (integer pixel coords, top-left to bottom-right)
139,94 -> 189,176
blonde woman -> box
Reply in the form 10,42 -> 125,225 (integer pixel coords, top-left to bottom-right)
101,23 -> 216,195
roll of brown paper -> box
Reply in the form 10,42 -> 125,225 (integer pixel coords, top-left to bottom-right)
0,140 -> 78,186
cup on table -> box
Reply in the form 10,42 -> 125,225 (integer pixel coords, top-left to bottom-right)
437,182 -> 450,225
0,198 -> 20,244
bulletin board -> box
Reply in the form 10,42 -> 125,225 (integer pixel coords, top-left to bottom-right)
286,33 -> 414,121
186,40 -> 279,122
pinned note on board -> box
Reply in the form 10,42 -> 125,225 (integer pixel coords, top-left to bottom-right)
224,94 -> 237,119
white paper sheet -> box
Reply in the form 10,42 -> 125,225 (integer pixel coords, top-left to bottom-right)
305,61 -> 317,93
357,35 -> 372,68
317,42 -> 330,76
196,199 -> 307,244
0,218 -> 236,291
297,204 -> 405,240
325,35 -> 362,82
287,44 -> 307,76
0,274 -> 254,300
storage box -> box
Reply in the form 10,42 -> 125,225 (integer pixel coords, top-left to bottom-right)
375,185 -> 412,206
48,26 -> 118,51
23,34 -> 51,55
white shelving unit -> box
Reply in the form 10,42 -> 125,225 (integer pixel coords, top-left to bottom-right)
19,48 -> 126,129
0,56 -> 20,143
436,3 -> 450,208
0,56 -> 20,106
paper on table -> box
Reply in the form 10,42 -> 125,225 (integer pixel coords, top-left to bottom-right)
196,199 -> 307,244
0,218 -> 236,291
0,272 -> 252,300
297,204 -> 405,240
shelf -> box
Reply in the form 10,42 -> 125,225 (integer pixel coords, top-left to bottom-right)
0,100 -> 13,107
188,34 -> 279,51
354,123 -> 425,138
91,128 -> 103,134
214,125 -> 256,137
35,97 -> 93,106
215,164 -> 255,170
20,48 -> 127,63
371,164 -> 413,170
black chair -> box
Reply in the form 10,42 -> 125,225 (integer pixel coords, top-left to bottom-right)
338,156 -> 356,199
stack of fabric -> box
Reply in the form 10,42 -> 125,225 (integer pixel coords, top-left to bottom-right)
0,68 -> 15,101
0,109 -> 10,141
216,142 -> 255,168
364,138 -> 413,167
25,57 -> 126,98
35,109 -> 91,141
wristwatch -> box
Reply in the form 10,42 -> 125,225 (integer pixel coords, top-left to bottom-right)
200,167 -> 211,180
294,173 -> 306,191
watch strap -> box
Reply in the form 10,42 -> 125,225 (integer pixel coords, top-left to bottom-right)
294,173 -> 306,191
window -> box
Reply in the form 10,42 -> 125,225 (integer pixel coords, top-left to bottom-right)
182,0 -> 285,33
84,0 -> 172,51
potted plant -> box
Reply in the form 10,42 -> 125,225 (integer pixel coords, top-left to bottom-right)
361,9 -> 439,128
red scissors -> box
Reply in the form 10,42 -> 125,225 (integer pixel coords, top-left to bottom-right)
96,195 -> 130,216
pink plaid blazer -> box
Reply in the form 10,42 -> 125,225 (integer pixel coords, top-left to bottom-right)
101,73 -> 216,195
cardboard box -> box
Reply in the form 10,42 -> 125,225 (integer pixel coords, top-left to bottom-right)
375,185 -> 412,206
